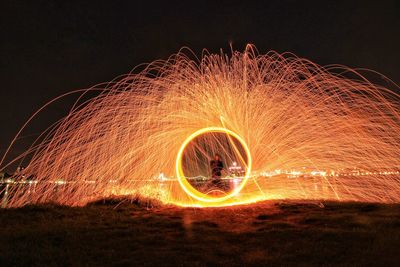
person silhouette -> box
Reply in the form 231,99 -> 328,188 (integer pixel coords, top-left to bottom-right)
210,154 -> 224,188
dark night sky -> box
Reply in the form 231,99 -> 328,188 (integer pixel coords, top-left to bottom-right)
1,0 -> 399,166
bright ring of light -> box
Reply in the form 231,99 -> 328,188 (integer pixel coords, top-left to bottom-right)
176,127 -> 252,203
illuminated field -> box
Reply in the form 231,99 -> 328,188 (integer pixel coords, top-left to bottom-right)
1,45 -> 400,207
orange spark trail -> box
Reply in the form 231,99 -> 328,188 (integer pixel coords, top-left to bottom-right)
1,45 -> 400,208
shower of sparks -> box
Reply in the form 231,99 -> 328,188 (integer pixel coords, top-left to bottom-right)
1,45 -> 400,208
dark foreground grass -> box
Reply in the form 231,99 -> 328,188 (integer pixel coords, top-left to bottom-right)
1,199 -> 400,267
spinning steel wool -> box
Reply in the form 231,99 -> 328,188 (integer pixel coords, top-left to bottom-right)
1,45 -> 400,207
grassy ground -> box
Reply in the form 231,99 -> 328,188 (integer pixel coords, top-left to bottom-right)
1,199 -> 400,267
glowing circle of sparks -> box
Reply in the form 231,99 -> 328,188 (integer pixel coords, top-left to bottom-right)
176,127 -> 252,203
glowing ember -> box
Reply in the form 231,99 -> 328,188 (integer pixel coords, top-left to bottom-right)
1,45 -> 400,207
